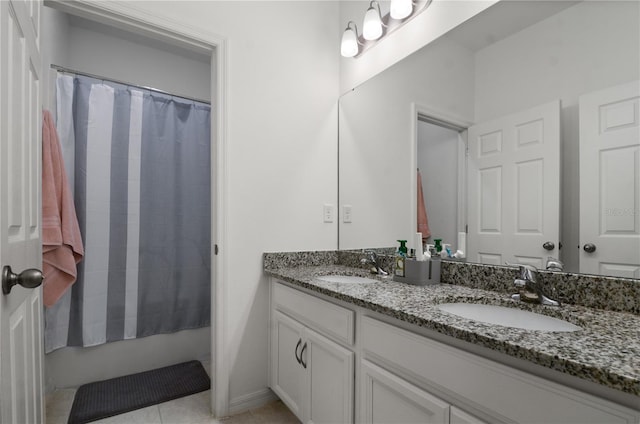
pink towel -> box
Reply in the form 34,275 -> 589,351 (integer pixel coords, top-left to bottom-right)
42,110 -> 84,307
417,169 -> 431,241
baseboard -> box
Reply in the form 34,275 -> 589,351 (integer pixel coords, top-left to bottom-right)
228,388 -> 277,415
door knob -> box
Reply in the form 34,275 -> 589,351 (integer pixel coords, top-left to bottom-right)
2,266 -> 44,295
543,241 -> 555,251
583,243 -> 596,253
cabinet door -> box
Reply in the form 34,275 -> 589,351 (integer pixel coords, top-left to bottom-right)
361,360 -> 450,424
304,328 -> 354,424
271,311 -> 305,420
450,407 -> 489,424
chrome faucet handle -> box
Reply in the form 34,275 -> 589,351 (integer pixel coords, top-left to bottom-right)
509,263 -> 561,307
361,251 -> 388,276
513,278 -> 528,288
506,263 -> 538,283
364,250 -> 377,262
546,256 -> 564,271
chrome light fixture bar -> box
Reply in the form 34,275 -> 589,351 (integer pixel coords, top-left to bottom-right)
341,0 -> 432,58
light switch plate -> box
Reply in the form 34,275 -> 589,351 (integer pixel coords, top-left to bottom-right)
343,205 -> 352,223
323,204 -> 334,223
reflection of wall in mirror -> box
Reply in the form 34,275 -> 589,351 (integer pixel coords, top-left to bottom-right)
338,36 -> 475,250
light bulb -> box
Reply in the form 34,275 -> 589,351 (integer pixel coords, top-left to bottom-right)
363,5 -> 383,41
341,25 -> 359,57
390,0 -> 413,20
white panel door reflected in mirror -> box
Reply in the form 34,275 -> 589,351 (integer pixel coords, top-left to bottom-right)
467,100 -> 560,269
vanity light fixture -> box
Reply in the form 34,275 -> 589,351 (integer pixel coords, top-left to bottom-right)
340,21 -> 361,58
390,0 -> 413,20
363,1 -> 384,41
340,0 -> 431,58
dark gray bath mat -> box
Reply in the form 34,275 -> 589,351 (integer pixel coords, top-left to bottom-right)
67,360 -> 210,424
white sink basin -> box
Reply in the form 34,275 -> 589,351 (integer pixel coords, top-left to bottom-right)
437,303 -> 580,332
317,275 -> 379,284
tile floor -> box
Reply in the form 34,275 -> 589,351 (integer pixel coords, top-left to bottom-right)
45,362 -> 299,424
45,390 -> 299,424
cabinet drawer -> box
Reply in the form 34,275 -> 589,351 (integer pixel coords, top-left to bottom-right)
361,316 -> 638,424
272,281 -> 355,345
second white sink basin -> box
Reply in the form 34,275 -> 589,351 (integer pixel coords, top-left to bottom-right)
317,275 -> 379,284
437,303 -> 580,332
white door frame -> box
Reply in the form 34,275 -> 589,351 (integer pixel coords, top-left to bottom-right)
410,103 -> 471,252
44,0 -> 229,416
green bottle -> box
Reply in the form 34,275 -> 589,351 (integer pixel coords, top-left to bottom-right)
395,240 -> 408,277
434,239 -> 443,253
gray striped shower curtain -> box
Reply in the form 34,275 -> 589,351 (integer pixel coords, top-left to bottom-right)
45,74 -> 211,352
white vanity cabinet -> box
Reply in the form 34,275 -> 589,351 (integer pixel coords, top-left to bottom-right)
269,279 -> 639,424
270,281 -> 355,424
361,315 -> 639,424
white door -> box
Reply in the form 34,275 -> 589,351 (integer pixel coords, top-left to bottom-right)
0,0 -> 44,423
467,101 -> 561,268
304,327 -> 354,424
360,360 -> 450,424
271,311 -> 305,421
579,81 -> 640,278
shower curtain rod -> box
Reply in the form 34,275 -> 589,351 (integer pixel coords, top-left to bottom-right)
50,64 -> 211,105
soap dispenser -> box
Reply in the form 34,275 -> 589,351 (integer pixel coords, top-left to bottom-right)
434,239 -> 443,254
395,240 -> 408,277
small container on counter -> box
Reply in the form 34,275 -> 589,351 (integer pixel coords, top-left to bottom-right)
393,252 -> 440,286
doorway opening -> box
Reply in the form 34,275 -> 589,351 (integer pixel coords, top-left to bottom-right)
413,108 -> 469,256
40,0 -> 226,417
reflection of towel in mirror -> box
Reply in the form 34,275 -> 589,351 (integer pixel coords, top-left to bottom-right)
42,110 -> 84,307
417,169 -> 431,240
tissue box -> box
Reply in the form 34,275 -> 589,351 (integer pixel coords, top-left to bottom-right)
393,258 -> 440,286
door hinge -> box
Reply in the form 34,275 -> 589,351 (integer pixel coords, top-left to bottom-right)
214,244 -> 219,255
465,224 -> 468,234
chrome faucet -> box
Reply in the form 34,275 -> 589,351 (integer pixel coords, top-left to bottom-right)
361,250 -> 388,276
511,264 -> 559,306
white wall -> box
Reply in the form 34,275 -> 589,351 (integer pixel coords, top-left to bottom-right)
339,36 -> 474,250
417,121 -> 459,249
65,16 -> 211,102
339,0 -> 497,93
474,1 -> 640,272
41,7 -> 69,113
40,7 -> 213,391
44,328 -> 211,389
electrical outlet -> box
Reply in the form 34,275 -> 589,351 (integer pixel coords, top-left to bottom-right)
323,204 -> 334,223
343,205 -> 352,223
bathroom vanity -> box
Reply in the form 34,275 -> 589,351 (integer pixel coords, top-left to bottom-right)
265,252 -> 640,424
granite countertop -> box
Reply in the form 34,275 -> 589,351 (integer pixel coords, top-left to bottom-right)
265,264 -> 640,397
